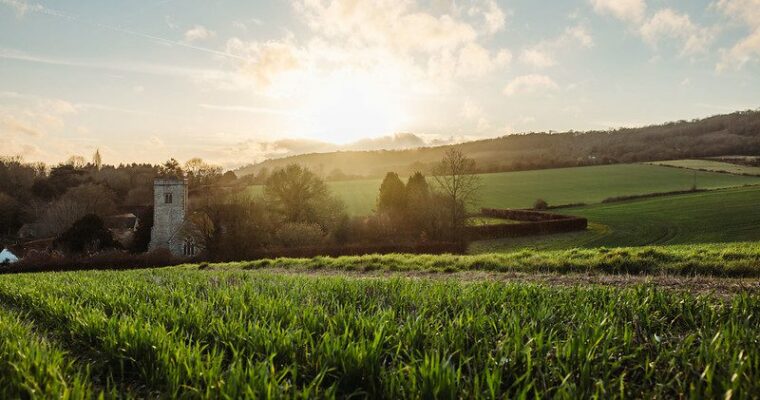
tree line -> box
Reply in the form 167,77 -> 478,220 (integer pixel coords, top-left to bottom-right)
1,149 -> 481,263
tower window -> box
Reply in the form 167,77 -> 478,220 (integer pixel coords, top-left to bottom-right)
164,193 -> 173,204
183,238 -> 196,256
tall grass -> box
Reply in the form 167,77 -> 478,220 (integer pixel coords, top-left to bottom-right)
239,242 -> 760,277
0,268 -> 758,398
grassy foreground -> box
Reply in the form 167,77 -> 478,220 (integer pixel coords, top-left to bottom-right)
249,163 -> 760,215
0,268 -> 758,398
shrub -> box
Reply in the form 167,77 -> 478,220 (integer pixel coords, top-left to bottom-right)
533,199 -> 549,210
275,223 -> 325,247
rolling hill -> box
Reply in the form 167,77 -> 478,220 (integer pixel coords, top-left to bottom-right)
237,109 -> 760,179
249,163 -> 760,216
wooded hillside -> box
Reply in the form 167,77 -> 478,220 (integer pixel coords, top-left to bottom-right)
236,110 -> 760,179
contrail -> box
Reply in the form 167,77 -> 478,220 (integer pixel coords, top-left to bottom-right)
1,0 -> 246,61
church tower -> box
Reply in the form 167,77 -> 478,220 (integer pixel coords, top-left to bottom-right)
149,178 -> 189,254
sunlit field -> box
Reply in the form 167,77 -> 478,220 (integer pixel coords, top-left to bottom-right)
249,163 -> 760,216
1,260 -> 759,398
650,159 -> 760,176
471,185 -> 760,253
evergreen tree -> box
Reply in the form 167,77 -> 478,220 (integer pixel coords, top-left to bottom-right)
376,172 -> 407,218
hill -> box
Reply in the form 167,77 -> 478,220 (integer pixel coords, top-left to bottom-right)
248,163 -> 760,215
237,109 -> 760,179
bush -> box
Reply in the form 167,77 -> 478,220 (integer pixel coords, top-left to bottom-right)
55,214 -> 116,254
533,199 -> 549,210
2,249 -> 177,274
275,223 -> 325,247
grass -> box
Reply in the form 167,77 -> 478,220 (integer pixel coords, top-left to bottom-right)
241,242 -> 760,277
650,159 -> 760,176
249,163 -> 760,215
470,185 -> 760,253
0,265 -> 758,398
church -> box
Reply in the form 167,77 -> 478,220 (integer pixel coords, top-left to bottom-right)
148,178 -> 200,257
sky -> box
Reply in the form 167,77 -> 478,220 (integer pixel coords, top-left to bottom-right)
1,0 -> 759,168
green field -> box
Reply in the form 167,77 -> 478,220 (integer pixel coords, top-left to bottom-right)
0,261 -> 759,398
471,186 -> 760,253
250,163 -> 760,216
650,159 -> 760,176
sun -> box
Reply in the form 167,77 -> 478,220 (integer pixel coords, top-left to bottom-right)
297,68 -> 407,144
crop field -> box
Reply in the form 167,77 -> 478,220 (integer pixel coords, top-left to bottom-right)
249,163 -> 760,215
650,159 -> 760,176
0,262 -> 759,399
471,186 -> 760,253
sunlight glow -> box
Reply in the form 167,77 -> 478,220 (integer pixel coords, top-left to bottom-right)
297,69 -> 407,144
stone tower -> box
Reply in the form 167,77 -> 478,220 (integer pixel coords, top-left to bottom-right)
149,178 -> 188,254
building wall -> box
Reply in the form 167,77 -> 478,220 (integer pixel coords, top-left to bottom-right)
149,179 -> 187,255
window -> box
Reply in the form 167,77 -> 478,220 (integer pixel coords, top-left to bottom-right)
164,193 -> 173,204
183,238 -> 196,257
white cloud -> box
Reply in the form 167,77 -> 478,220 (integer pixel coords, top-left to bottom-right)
503,74 -> 559,96
519,25 -> 593,68
184,25 -> 215,42
519,48 -> 555,68
0,0 -> 42,17
716,0 -> 760,70
639,9 -> 714,56
225,38 -> 302,87
468,0 -> 507,34
590,0 -> 646,24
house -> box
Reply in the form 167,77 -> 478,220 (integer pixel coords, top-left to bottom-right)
148,178 -> 201,257
104,213 -> 139,248
0,248 -> 19,264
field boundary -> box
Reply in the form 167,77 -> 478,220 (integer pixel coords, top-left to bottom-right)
466,208 -> 588,240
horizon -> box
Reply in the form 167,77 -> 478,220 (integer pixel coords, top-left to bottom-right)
2,0 -> 760,168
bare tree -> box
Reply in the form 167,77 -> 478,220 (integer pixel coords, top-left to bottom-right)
432,149 -> 481,230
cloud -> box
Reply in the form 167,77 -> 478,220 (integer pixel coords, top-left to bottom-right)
591,1 -> 714,58
225,38 -> 302,87
460,98 -> 491,133
468,0 -> 508,34
0,0 -> 42,17
184,25 -> 215,42
519,48 -> 555,68
218,133 -> 441,167
519,24 -> 593,68
639,9 -> 715,56
590,0 -> 646,23
716,0 -> 760,70
0,115 -> 41,136
503,74 -> 559,96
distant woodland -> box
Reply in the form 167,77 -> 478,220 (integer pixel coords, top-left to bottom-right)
237,110 -> 760,179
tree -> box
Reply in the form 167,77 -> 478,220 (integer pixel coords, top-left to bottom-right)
376,172 -> 406,218
66,155 -> 87,168
432,149 -> 481,231
0,193 -> 20,235
405,172 -> 432,236
264,164 -> 332,225
39,183 -> 117,235
92,149 -> 102,170
159,158 -> 184,178
192,192 -> 269,260
55,214 -> 116,254
184,158 -> 223,188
